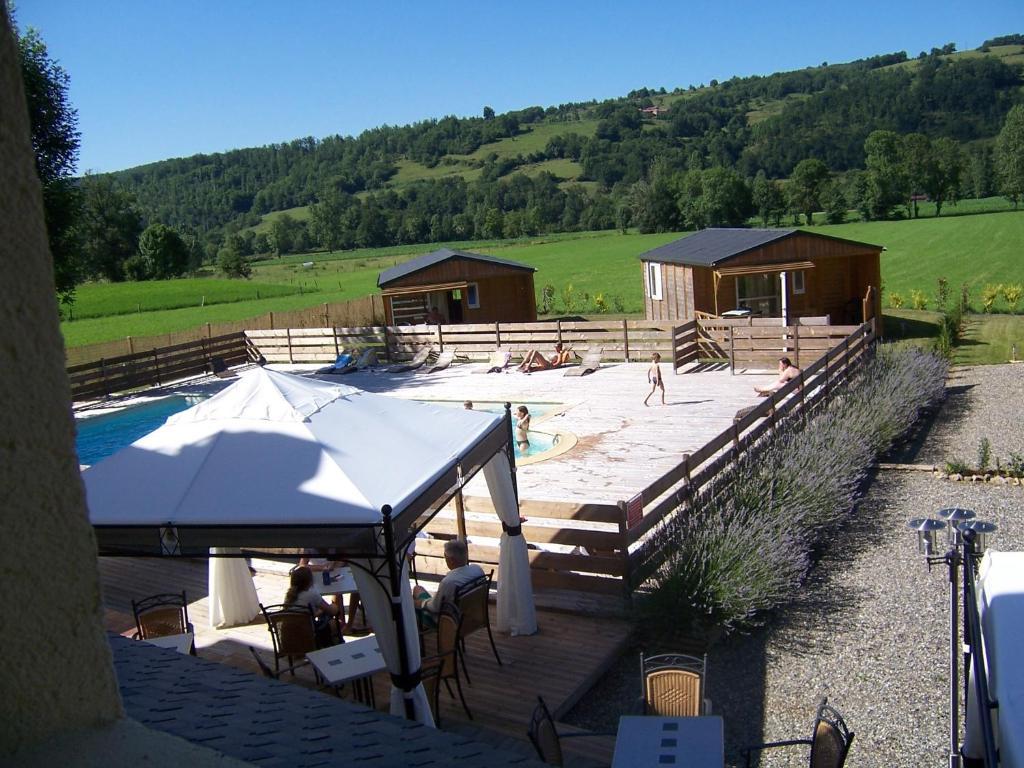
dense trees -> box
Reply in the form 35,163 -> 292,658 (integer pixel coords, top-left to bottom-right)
127,224 -> 190,280
16,24 -> 81,302
788,159 -> 830,225
75,174 -> 143,281
995,105 -> 1024,208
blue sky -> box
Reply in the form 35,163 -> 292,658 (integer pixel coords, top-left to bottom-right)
14,0 -> 1024,173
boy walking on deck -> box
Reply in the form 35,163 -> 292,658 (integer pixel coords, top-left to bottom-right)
644,352 -> 665,406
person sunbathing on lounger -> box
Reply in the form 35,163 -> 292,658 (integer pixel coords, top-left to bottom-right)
517,342 -> 574,372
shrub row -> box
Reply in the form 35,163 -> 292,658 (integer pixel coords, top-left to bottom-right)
639,344 -> 948,637
889,281 -> 1023,314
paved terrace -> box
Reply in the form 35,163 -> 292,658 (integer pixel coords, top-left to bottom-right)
300,359 -> 777,506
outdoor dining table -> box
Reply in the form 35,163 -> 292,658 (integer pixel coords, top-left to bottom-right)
305,634 -> 385,707
315,566 -> 358,597
139,632 -> 194,655
612,715 -> 724,768
964,551 -> 1024,767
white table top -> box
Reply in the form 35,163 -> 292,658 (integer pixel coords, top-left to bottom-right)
315,566 -> 358,597
140,632 -> 194,654
612,716 -> 724,768
306,635 -> 385,686
965,551 -> 1024,767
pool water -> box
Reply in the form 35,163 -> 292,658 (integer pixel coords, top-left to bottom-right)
425,400 -> 560,459
75,396 -> 196,466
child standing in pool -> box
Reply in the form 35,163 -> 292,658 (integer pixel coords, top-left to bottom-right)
514,406 -> 530,451
644,352 -> 665,406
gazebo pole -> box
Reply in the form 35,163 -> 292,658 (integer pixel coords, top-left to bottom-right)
455,490 -> 467,543
381,505 -> 417,721
503,402 -> 519,503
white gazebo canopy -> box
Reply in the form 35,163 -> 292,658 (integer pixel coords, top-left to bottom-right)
82,368 -> 537,723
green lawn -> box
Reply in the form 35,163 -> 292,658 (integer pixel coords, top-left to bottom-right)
464,120 -> 599,162
65,278 -> 302,320
811,210 -> 1024,312
881,309 -> 1024,365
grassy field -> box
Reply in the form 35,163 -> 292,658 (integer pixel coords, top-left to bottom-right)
812,209 -> 1024,311
883,309 -> 1024,365
64,279 -> 303,320
62,209 -> 1024,354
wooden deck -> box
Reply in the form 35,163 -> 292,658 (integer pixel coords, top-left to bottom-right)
101,556 -> 626,766
301,358 -> 774,506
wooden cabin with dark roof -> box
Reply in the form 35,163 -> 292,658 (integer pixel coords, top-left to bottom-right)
638,228 -> 883,325
377,247 -> 537,325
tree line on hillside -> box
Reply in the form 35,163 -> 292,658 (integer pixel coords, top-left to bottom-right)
14,13 -> 1024,302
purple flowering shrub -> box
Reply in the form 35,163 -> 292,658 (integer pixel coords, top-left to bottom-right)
639,345 -> 948,635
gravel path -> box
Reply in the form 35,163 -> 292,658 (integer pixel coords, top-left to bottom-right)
565,363 -> 1024,767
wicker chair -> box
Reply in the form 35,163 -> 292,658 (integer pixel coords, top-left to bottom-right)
640,651 -> 708,717
259,603 -> 321,678
131,591 -> 195,653
452,570 -> 502,684
428,601 -> 472,719
741,697 -> 855,768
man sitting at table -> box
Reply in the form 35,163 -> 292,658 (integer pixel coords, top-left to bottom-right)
412,539 -> 483,618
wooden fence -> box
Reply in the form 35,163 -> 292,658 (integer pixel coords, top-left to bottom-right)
623,320 -> 877,590
68,332 -> 249,401
65,295 -> 385,368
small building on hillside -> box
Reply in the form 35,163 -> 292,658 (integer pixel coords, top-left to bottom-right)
638,228 -> 883,325
377,247 -> 537,325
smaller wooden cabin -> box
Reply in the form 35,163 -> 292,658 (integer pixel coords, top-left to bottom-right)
639,228 -> 883,325
377,248 -> 537,325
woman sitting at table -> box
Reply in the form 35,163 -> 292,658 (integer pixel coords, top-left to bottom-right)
286,565 -> 343,645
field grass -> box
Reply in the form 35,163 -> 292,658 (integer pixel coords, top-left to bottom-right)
881,309 -> 1024,366
65,279 -> 302,320
62,209 -> 1024,353
811,209 -> 1024,311
464,120 -> 599,162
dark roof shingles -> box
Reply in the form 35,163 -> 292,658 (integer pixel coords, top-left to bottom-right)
377,248 -> 535,287
111,634 -> 538,768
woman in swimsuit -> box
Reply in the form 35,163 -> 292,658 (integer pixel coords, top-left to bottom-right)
517,342 -> 573,372
514,406 -> 531,451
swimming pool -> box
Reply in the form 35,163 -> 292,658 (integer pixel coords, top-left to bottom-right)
423,400 -> 565,460
76,395 -> 564,467
75,396 -> 199,466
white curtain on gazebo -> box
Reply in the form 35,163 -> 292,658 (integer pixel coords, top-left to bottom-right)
483,453 -> 537,636
350,559 -> 433,726
208,548 -> 260,628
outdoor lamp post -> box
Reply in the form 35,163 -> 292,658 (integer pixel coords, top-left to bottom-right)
907,508 -> 997,768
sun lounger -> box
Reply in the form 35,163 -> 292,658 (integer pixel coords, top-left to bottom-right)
564,347 -> 603,377
421,349 -> 455,374
334,347 -> 378,374
387,347 -> 432,373
316,351 -> 352,374
474,349 -> 513,374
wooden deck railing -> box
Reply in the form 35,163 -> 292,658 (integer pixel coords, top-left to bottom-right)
623,320 -> 876,590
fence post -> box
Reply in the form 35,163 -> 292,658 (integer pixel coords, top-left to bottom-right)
728,326 -> 735,375
555,319 -> 562,346
152,349 -> 161,386
793,323 -> 801,368
206,322 -> 212,340
99,358 -> 109,397
495,322 -> 501,349
269,311 -> 275,330
680,453 -> 693,512
126,336 -> 134,355
617,500 -> 633,603
286,327 -> 294,364
382,326 -> 391,362
332,325 -> 340,358
323,302 -> 330,328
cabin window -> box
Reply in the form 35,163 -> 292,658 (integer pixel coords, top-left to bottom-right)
792,270 -> 806,295
735,273 -> 781,317
648,262 -> 663,301
466,283 -> 480,309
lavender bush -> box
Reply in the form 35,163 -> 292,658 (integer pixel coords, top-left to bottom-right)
639,345 -> 948,636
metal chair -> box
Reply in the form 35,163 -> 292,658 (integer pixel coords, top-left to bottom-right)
527,696 -> 614,766
741,696 -> 854,768
429,601 -> 472,719
259,603 -> 320,678
131,591 -> 194,653
419,656 -> 445,727
640,651 -> 708,717
452,570 -> 503,684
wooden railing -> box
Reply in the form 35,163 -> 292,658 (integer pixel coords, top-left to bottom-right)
623,321 -> 876,589
69,332 -> 248,401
